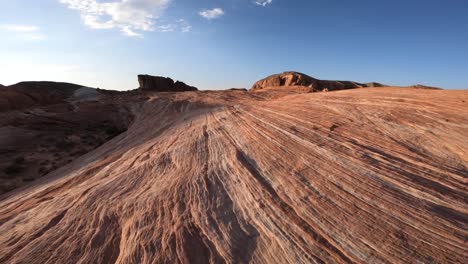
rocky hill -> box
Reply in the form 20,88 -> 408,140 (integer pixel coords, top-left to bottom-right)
0,81 -> 141,194
0,84 -> 466,264
251,71 -> 386,91
0,81 -> 85,112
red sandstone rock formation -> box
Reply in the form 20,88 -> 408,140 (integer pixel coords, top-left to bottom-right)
251,71 -> 386,91
0,86 -> 466,264
251,71 -> 318,89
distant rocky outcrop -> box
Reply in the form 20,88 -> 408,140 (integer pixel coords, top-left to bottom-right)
228,88 -> 248,91
365,82 -> 386,87
251,71 -> 386,92
138,75 -> 198,92
409,84 -> 442,90
251,72 -> 318,89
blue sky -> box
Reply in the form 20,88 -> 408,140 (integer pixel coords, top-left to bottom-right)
0,0 -> 467,90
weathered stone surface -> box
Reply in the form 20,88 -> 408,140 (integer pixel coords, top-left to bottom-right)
251,71 -> 387,91
251,71 -> 318,90
138,74 -> 198,92
0,87 -> 467,264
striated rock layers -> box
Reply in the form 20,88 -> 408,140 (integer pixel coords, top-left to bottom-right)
251,71 -> 385,91
0,87 -> 467,264
138,74 -> 198,92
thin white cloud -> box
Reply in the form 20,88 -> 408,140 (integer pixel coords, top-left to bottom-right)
22,34 -> 46,40
0,24 -> 45,41
199,8 -> 224,20
254,0 -> 273,7
178,19 -> 192,33
181,25 -> 191,33
0,24 -> 40,32
155,19 -> 191,33
59,0 -> 183,37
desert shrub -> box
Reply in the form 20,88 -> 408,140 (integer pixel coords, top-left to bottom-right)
14,156 -> 25,164
55,140 -> 75,151
105,126 -> 123,136
4,164 -> 22,175
72,149 -> 88,156
83,134 -> 96,141
4,156 -> 26,175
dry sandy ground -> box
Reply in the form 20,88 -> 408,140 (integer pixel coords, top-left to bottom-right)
0,88 -> 467,263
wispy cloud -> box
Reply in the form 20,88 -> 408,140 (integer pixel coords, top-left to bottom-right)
59,0 -> 185,37
199,8 -> 224,20
22,34 -> 45,41
155,19 -> 191,33
0,24 -> 39,32
0,24 -> 45,40
254,0 -> 273,7
181,24 -> 192,33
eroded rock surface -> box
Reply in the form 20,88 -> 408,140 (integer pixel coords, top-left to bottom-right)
251,71 -> 386,92
0,87 -> 466,263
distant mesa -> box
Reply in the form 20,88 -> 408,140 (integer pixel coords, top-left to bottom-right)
251,71 -> 386,91
409,84 -> 442,90
365,82 -> 386,88
227,88 -> 248,91
8,81 -> 84,91
138,74 -> 198,92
